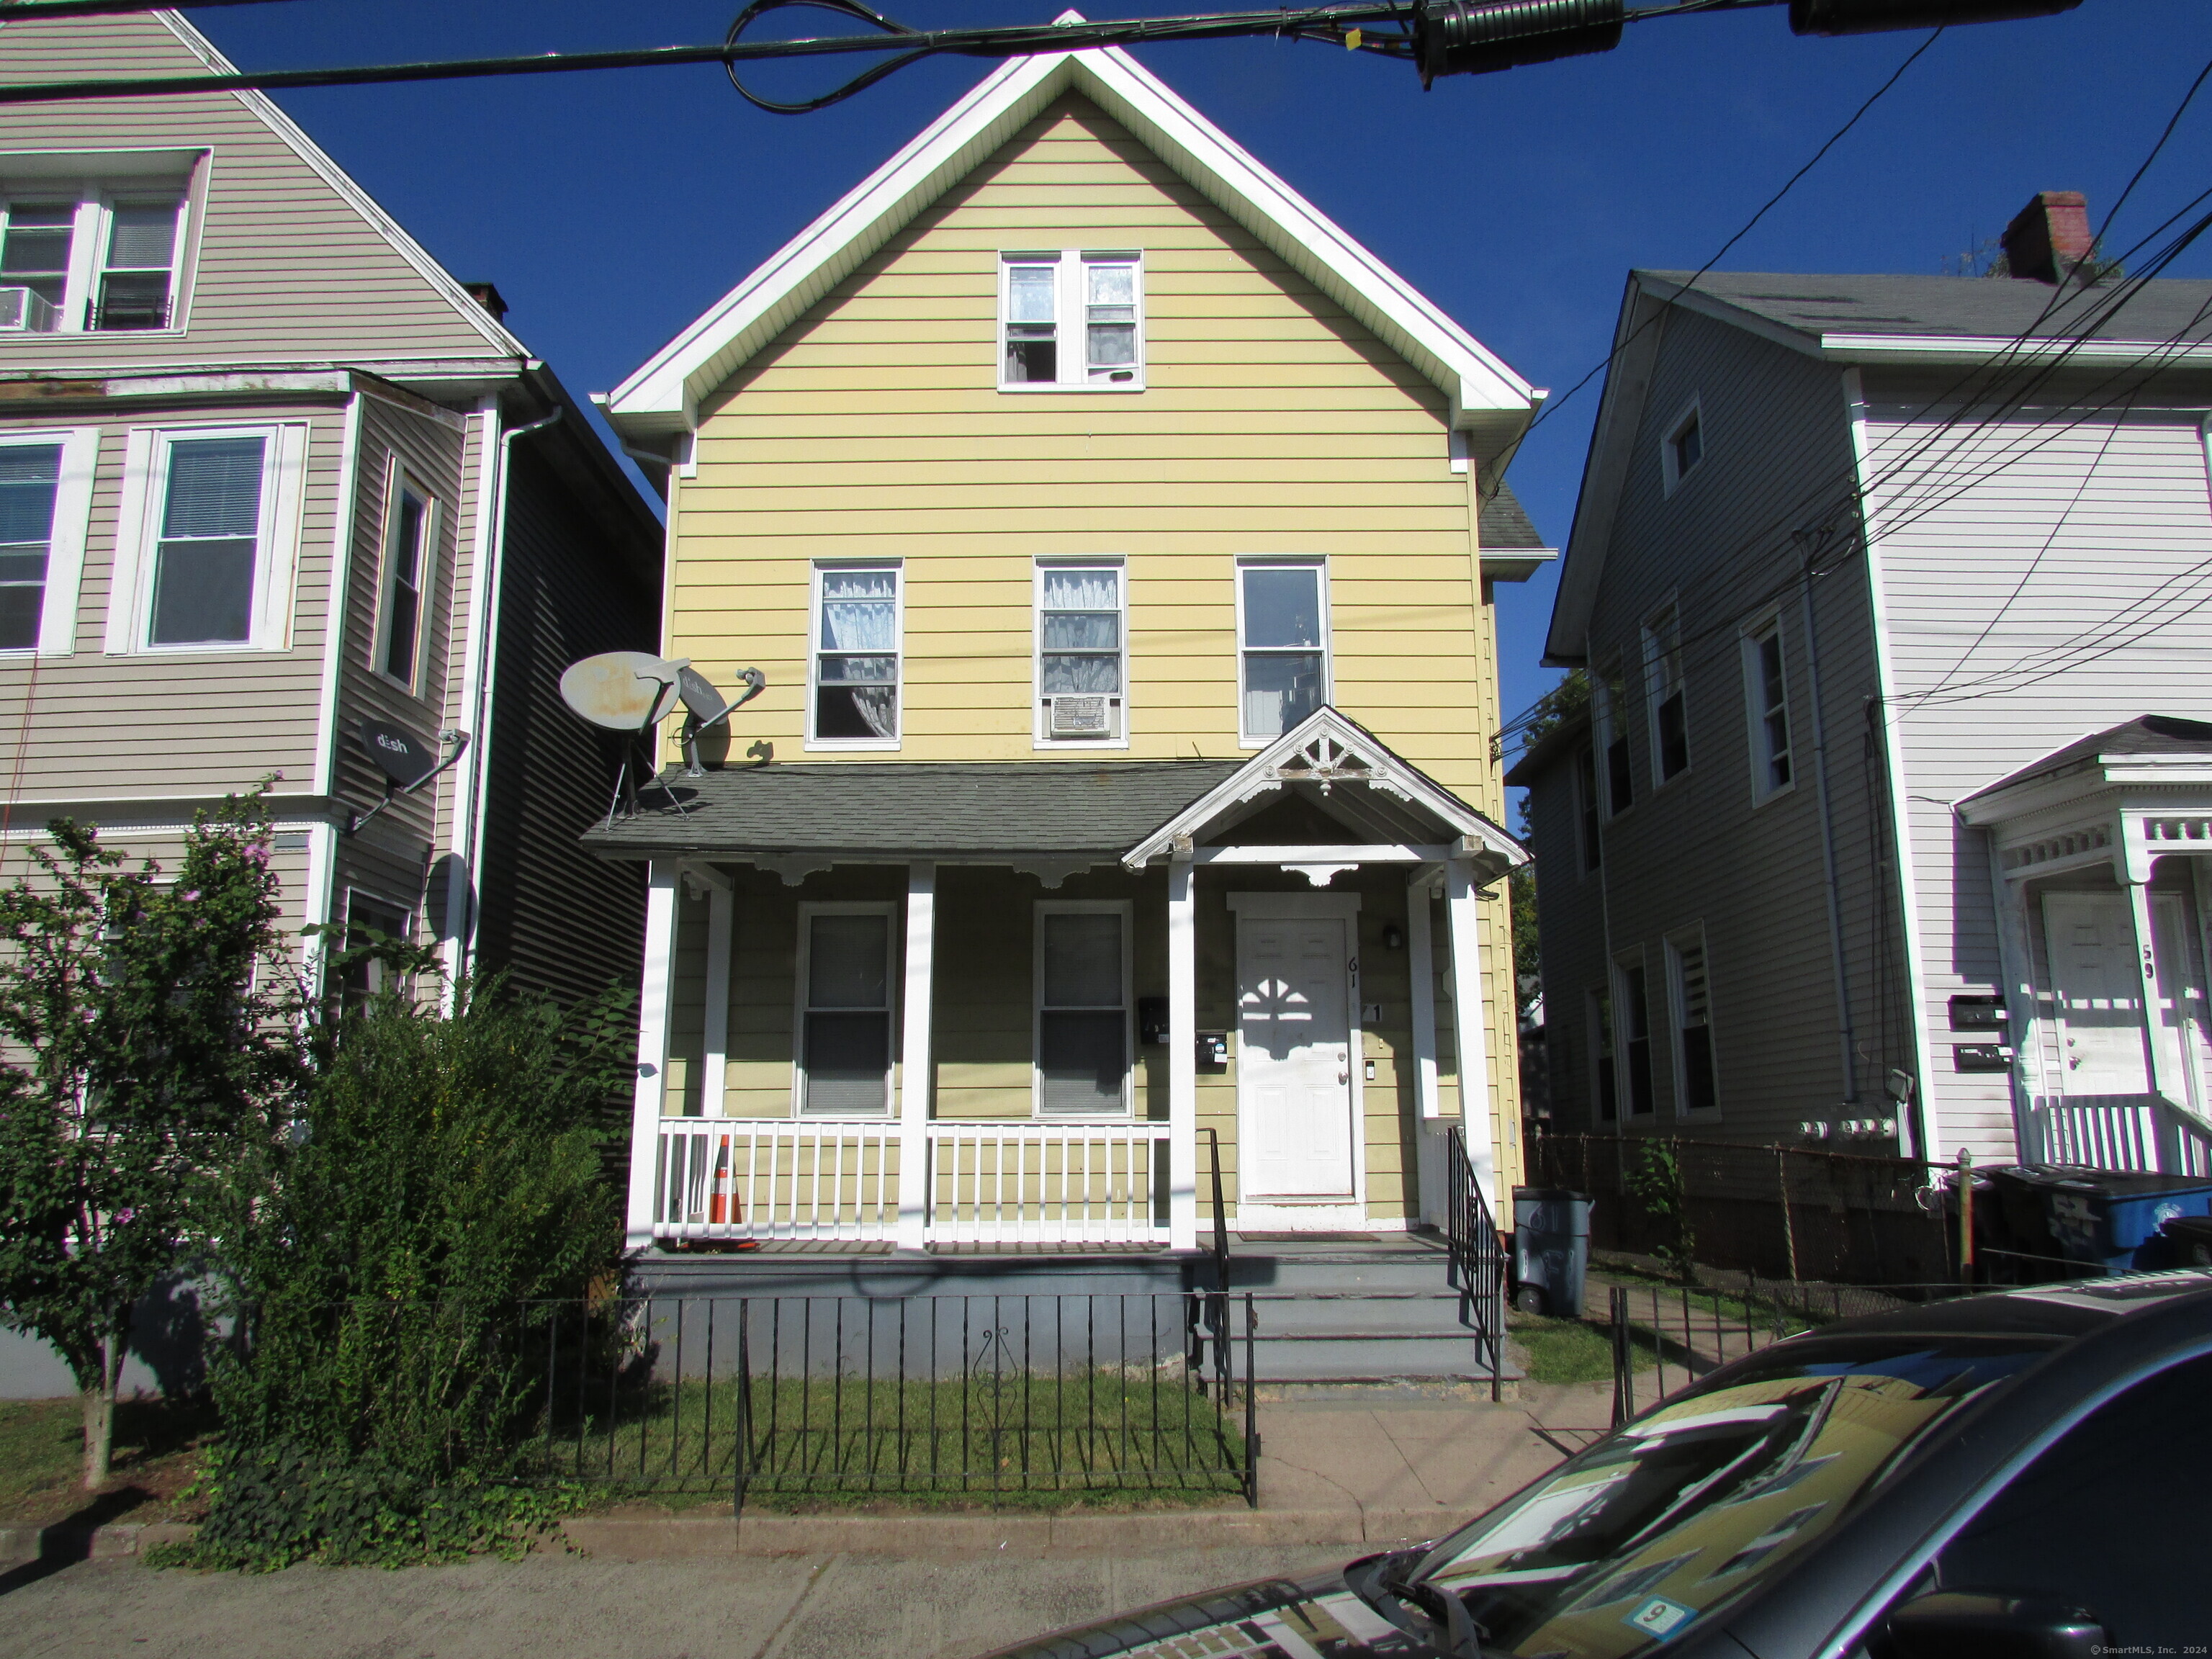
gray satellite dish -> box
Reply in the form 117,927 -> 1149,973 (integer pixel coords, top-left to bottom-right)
360,717 -> 438,790
559,651 -> 688,732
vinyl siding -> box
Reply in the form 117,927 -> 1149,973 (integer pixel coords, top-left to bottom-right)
1545,305 -> 1911,1145
1859,388 -> 2212,1163
661,92 -> 1520,1189
470,438 -> 659,1004
0,15 -> 511,372
0,395 -> 343,806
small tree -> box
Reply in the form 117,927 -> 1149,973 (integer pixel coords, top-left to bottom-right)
1626,1138 -> 1697,1283
0,793 -> 303,1489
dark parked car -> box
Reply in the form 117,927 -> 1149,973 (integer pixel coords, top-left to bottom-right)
986,1270 -> 2212,1659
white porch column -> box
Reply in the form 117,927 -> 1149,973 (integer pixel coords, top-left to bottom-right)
2125,875 -> 2179,1107
624,862 -> 681,1251
1406,871 -> 1444,1226
1168,853 -> 1197,1251
896,863 -> 936,1251
1444,858 -> 1498,1218
699,876 -> 734,1118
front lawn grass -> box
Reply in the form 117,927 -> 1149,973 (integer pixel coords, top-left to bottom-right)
0,1395 -> 213,1529
1509,1310 -> 1656,1387
539,1367 -> 1252,1510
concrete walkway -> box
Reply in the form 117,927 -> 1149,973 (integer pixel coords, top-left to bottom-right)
0,1381 -> 1617,1658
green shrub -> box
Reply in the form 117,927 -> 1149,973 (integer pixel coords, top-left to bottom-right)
187,981 -> 630,1566
1626,1138 -> 1697,1282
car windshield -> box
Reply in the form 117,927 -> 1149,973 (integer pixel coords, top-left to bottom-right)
1405,1332 -> 2061,1659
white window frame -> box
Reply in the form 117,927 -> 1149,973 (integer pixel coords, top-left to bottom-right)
805,559 -> 902,751
997,249 -> 1146,393
1235,556 -> 1331,749
1593,669 -> 1630,819
372,462 -> 441,698
1587,985 -> 1616,1125
1572,740 -> 1602,876
1741,610 -> 1795,806
1665,927 -> 1719,1119
1032,557 -> 1128,748
1660,397 -> 1704,495
104,421 -> 308,656
1611,949 -> 1655,1118
1642,601 -> 1688,786
0,177 -> 192,336
1032,899 -> 1135,1120
791,900 -> 899,1119
0,426 -> 99,657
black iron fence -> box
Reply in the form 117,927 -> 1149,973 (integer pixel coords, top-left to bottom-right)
1531,1131 -> 1955,1287
1602,1277 -> 1980,1425
529,1290 -> 1258,1511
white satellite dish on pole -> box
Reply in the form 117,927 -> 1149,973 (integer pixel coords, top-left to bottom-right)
559,651 -> 688,732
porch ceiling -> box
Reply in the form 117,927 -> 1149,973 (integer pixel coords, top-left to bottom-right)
580,758 -> 1241,862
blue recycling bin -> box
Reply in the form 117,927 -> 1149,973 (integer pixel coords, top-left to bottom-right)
1512,1187 -> 1593,1318
2021,1167 -> 2212,1274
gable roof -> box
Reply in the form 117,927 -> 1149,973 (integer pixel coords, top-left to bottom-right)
1544,266 -> 2212,664
601,24 -> 1539,464
1121,706 -> 1526,875
1963,714 -> 2212,806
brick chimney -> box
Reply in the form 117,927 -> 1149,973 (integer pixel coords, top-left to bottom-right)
462,281 -> 509,323
2000,192 -> 2093,284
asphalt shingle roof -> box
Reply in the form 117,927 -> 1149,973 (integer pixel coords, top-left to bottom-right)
582,760 -> 1246,859
1970,715 -> 2212,799
1478,482 -> 1548,551
1644,270 -> 2212,347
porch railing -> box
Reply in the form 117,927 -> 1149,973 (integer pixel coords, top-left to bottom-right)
653,1118 -> 1170,1246
2020,1094 -> 2212,1177
653,1120 -> 899,1242
1444,1122 -> 1509,1399
925,1121 -> 1169,1245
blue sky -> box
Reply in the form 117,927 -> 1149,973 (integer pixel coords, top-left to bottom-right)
194,0 -> 2211,732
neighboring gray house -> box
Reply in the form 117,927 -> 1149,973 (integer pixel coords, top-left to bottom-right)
0,9 -> 662,1005
1512,192 -> 2212,1179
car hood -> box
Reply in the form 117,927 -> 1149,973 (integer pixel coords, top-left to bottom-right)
976,1565 -> 1441,1658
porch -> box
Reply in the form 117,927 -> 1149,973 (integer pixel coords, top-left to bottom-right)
588,709 -> 1527,1256
1962,716 -> 2212,1176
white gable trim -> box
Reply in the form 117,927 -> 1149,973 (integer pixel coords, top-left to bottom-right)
155,10 -> 526,361
1120,706 -> 1526,872
603,33 -> 1536,452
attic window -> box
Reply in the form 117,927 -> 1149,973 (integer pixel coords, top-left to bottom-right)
1661,400 -> 1704,495
0,166 -> 194,334
999,251 -> 1144,392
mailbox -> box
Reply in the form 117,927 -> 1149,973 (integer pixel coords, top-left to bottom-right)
1949,994 -> 2008,1030
1196,1031 -> 1229,1069
1953,1043 -> 2013,1073
1138,997 -> 1169,1046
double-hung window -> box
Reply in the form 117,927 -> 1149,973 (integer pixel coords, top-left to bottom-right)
999,251 -> 1144,390
1661,400 -> 1704,495
1614,955 -> 1655,1116
0,179 -> 190,334
109,424 -> 305,655
0,429 -> 94,655
1588,988 -> 1616,1123
1743,616 -> 1792,801
1574,744 -> 1602,874
1035,561 -> 1125,743
796,904 -> 895,1115
1238,560 -> 1327,744
377,474 -> 438,693
338,890 -> 413,1011
810,562 -> 901,746
1035,903 -> 1131,1117
1643,604 -> 1688,783
1595,671 -> 1632,814
1667,931 -> 1717,1114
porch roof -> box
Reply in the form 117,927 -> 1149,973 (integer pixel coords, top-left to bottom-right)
581,759 -> 1243,861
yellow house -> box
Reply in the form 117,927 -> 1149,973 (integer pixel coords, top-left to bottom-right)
593,37 -> 1547,1265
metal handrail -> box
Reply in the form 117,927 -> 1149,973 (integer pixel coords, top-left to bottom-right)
1445,1122 -> 1509,1401
1195,1126 -> 1233,1403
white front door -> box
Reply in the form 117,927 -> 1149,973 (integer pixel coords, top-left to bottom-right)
2044,891 -> 2150,1095
1238,915 -> 1355,1199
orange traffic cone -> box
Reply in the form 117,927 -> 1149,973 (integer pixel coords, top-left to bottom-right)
709,1138 -> 732,1225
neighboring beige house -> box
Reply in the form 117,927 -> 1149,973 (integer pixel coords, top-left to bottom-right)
595,37 -> 1550,1263
0,9 -> 662,1004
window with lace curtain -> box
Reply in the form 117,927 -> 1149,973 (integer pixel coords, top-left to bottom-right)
809,562 -> 901,747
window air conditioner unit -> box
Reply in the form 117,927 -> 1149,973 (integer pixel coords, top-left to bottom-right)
1046,693 -> 1112,738
0,287 -> 59,332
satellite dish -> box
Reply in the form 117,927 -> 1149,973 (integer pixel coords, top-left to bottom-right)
676,664 -> 733,728
559,651 -> 688,732
359,718 -> 438,790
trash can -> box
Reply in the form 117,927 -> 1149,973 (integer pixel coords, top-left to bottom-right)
2000,1166 -> 2212,1274
1511,1187 -> 1593,1318
2161,1214 -> 2212,1267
